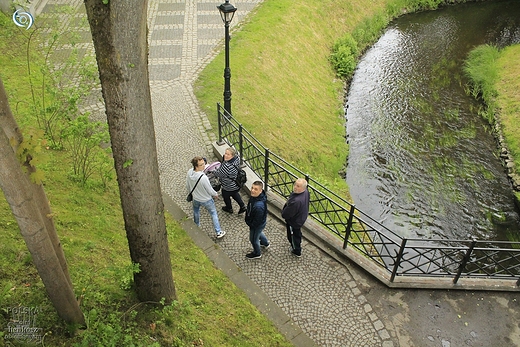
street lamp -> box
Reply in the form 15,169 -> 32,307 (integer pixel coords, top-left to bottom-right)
217,0 -> 237,117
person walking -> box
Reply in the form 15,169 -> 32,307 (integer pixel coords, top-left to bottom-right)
282,178 -> 310,257
244,181 -> 270,259
213,147 -> 246,214
187,156 -> 225,239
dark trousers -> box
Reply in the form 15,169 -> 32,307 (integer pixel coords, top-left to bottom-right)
286,223 -> 302,256
222,188 -> 245,210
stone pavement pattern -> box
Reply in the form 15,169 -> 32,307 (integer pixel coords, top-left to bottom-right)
39,0 -> 520,346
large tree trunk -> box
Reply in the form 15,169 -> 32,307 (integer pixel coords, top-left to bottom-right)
84,0 -> 176,302
0,79 -> 85,325
0,79 -> 74,291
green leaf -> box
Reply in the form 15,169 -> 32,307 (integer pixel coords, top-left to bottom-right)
123,159 -> 133,168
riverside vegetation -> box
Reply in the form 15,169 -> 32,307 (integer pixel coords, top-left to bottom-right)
0,11 -> 290,347
464,43 -> 520,202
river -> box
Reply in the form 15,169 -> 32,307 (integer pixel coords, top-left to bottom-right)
345,0 -> 520,241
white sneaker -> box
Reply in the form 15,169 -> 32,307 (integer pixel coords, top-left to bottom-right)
216,230 -> 226,239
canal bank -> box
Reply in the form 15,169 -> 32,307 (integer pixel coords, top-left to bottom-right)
495,44 -> 520,206
464,43 -> 520,196
195,0 -> 516,207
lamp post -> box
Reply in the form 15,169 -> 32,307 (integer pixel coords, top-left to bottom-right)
217,0 -> 237,117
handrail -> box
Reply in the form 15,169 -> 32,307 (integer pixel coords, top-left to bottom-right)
217,103 -> 520,287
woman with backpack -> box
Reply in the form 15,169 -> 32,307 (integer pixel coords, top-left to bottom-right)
214,147 -> 246,214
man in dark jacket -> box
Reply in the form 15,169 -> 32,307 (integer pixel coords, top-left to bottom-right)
244,181 -> 270,259
282,178 -> 310,257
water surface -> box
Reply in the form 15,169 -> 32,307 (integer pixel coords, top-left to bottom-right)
345,0 -> 520,241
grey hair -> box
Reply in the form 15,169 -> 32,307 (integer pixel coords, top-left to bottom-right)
296,178 -> 308,189
226,147 -> 237,157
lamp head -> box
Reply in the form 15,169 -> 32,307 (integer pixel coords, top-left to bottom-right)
217,0 -> 237,24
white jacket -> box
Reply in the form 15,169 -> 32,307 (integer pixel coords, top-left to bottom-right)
186,168 -> 217,202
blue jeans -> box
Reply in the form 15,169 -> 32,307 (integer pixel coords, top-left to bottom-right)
249,223 -> 269,256
193,199 -> 221,234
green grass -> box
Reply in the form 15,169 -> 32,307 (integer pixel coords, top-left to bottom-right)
495,44 -> 520,201
0,11 -> 291,347
0,156 -> 291,346
463,44 -> 501,123
0,14 -> 38,129
194,0 -> 388,197
463,43 -> 520,201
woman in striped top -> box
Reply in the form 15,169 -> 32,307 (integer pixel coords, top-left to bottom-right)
214,147 -> 246,214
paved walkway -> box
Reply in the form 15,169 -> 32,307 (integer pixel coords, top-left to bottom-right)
40,1 -> 520,346
144,2 -> 392,346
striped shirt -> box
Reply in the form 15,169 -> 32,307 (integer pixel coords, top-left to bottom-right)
213,155 -> 240,191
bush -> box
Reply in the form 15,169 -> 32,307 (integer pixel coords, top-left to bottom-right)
463,44 -> 500,123
62,114 -> 113,186
329,0 -> 460,80
329,10 -> 390,79
463,44 -> 500,100
329,34 -> 359,78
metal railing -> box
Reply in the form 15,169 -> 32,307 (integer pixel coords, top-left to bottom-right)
217,104 -> 520,287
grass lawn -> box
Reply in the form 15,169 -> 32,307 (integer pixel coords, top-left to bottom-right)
194,0 -> 391,198
464,42 -> 520,202
0,152 -> 292,346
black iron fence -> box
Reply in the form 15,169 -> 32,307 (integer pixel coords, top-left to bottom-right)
217,104 -> 520,287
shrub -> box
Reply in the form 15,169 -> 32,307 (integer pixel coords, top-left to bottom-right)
329,34 -> 358,78
62,114 -> 113,186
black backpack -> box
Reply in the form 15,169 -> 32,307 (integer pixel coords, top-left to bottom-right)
235,168 -> 247,188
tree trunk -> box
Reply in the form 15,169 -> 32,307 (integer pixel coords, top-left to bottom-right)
84,0 -> 176,303
0,79 -> 74,291
0,79 -> 85,325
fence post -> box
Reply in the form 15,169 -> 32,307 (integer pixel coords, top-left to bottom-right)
390,238 -> 407,282
264,148 -> 270,187
343,204 -> 356,249
453,239 -> 477,284
238,124 -> 244,166
217,103 -> 224,145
